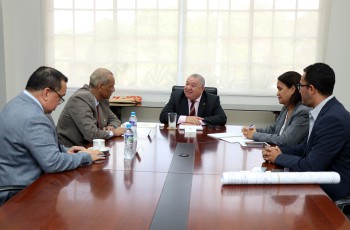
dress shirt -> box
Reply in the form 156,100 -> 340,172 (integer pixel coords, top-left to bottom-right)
94,98 -> 113,138
308,95 -> 334,140
178,95 -> 202,124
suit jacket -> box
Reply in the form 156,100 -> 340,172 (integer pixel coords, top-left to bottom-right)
159,90 -> 227,125
276,97 -> 350,201
253,102 -> 310,146
0,92 -> 92,204
57,84 -> 121,147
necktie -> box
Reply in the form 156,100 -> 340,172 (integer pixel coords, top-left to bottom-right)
96,105 -> 101,129
189,100 -> 196,116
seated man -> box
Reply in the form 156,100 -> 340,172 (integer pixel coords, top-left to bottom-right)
262,63 -> 350,202
0,66 -> 104,205
159,74 -> 227,126
57,68 -> 125,147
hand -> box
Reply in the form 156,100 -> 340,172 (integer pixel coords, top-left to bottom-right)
242,126 -> 256,139
85,149 -> 106,162
262,146 -> 281,163
185,116 -> 203,125
113,127 -> 126,136
241,126 -> 248,137
67,146 -> 87,154
104,125 -> 115,131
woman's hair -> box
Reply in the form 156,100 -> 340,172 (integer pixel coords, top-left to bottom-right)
278,71 -> 302,106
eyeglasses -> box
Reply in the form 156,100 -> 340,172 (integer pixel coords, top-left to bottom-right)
296,83 -> 310,91
50,88 -> 65,104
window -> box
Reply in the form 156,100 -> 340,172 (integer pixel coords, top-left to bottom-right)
43,0 -> 331,95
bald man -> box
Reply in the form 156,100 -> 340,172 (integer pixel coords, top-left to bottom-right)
57,68 -> 125,147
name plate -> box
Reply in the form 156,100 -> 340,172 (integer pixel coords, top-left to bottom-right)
185,126 -> 197,133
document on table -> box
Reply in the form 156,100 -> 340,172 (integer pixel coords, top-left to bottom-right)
207,132 -> 242,139
221,171 -> 340,185
220,136 -> 260,147
208,132 -> 267,147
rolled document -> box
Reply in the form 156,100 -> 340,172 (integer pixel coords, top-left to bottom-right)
221,171 -> 340,185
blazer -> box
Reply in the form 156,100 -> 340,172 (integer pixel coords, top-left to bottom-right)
0,92 -> 91,204
253,102 -> 310,146
159,90 -> 227,126
276,97 -> 350,201
57,84 -> 121,147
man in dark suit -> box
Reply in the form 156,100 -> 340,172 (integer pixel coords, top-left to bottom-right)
159,74 -> 227,126
262,63 -> 350,202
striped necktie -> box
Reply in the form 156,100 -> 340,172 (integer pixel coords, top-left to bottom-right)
189,100 -> 196,116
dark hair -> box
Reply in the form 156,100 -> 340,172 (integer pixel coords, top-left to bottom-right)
25,66 -> 68,91
278,71 -> 302,106
303,63 -> 335,96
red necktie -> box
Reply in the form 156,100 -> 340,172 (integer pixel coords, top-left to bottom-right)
96,105 -> 101,129
189,100 -> 196,116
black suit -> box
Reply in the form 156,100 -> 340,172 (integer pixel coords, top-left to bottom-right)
159,90 -> 227,125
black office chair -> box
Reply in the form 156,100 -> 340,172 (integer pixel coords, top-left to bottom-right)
172,85 -> 218,95
0,185 -> 26,205
0,185 -> 25,193
335,196 -> 350,218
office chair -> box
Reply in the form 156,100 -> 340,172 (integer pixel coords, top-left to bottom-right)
0,185 -> 26,205
0,185 -> 25,193
172,85 -> 218,95
335,196 -> 350,213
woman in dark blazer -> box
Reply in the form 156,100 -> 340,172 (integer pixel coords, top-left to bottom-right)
242,71 -> 310,146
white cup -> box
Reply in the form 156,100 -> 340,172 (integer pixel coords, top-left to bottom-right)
93,139 -> 105,150
168,112 -> 177,129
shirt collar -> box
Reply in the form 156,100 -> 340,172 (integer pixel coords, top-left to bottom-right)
310,95 -> 334,121
94,97 -> 99,107
23,90 -> 44,112
188,94 -> 202,104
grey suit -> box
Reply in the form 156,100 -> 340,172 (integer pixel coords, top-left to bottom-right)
57,84 -> 121,147
0,92 -> 92,204
253,102 -> 310,146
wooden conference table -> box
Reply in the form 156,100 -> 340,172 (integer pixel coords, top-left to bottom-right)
0,125 -> 349,229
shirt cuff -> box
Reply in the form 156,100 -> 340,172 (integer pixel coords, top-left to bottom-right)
178,115 -> 186,124
108,130 -> 114,138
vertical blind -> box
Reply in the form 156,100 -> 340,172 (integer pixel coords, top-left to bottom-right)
43,0 -> 331,95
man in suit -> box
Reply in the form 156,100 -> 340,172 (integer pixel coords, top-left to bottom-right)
57,68 -> 125,147
0,66 -> 105,205
159,74 -> 227,126
262,63 -> 350,202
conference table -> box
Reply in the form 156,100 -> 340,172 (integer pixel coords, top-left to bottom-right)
0,125 -> 349,229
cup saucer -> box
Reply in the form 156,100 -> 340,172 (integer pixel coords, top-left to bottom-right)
88,147 -> 111,152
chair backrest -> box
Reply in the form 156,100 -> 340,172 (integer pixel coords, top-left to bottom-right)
172,85 -> 218,95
